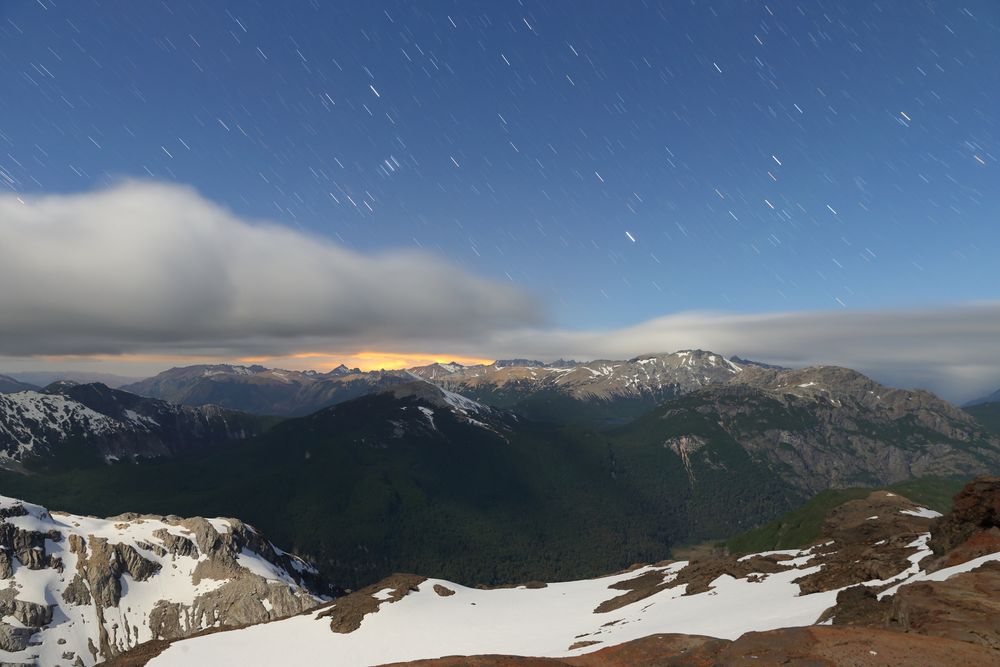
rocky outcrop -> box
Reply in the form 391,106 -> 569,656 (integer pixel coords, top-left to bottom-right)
927,476 -> 1000,566
0,495 -> 326,666
886,560 -> 1000,649
821,476 -> 1000,654
793,491 -> 934,594
317,573 -> 426,633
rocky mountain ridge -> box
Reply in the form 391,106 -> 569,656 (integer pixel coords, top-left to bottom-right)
122,351 -> 756,423
122,364 -> 411,417
122,352 -> 1000,435
641,364 -> 1000,495
0,382 -> 263,466
967,387 -> 1000,407
0,495 -> 325,666
3,371 -> 997,593
412,350 -> 743,397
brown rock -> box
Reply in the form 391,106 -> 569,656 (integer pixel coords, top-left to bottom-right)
317,573 -> 426,633
928,476 -> 1000,562
887,560 -> 1000,649
820,585 -> 891,626
0,549 -> 11,579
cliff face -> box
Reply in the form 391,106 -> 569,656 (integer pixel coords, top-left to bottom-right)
0,495 -> 325,666
639,366 -> 1000,494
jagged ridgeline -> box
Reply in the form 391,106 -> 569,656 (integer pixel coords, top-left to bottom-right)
0,381 -> 267,467
1,352 -> 997,591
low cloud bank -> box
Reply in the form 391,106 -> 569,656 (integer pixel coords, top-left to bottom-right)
0,181 -> 541,356
480,304 -> 1000,401
2,182 -> 998,402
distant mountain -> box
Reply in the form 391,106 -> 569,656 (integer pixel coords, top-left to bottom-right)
409,349 -> 747,424
965,387 -> 1000,407
729,355 -> 787,370
0,494 -> 324,666
0,382 -> 265,466
123,363 -> 411,416
114,352 -> 820,426
5,370 -> 143,389
0,373 -> 38,394
493,358 -> 547,367
966,401 -> 1000,438
124,351 -> 757,423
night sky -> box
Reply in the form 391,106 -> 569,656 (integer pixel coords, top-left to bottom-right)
2,2 -> 1000,398
3,1 -> 997,329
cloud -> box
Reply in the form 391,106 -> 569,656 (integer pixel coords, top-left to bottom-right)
0,181 -> 541,356
2,181 -> 998,402
474,304 -> 1000,401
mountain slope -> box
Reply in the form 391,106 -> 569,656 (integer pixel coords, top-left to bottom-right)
612,365 -> 1000,497
0,383 -> 672,589
964,387 -> 1000,407
723,476 -> 967,556
967,401 -> 1000,437
0,383 -> 265,466
410,350 -> 745,425
135,483 -> 1000,667
0,373 -> 37,394
123,364 -> 411,416
1,371 -> 998,591
0,495 -> 324,666
5,371 -> 141,389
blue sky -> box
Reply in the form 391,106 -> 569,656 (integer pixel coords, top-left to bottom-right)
2,1 -> 997,330
2,1 -> 1000,399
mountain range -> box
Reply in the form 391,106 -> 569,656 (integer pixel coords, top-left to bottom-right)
1,355 -> 998,590
122,364 -> 408,417
2,371 -> 142,390
1,351 -> 1000,663
119,352 -> 1000,430
118,351 -> 759,423
965,387 -> 1000,407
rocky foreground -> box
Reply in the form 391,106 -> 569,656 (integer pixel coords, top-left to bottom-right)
110,478 -> 1000,666
0,496 -> 326,666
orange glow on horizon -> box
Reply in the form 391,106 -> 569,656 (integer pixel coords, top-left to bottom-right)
236,351 -> 495,371
31,351 -> 495,373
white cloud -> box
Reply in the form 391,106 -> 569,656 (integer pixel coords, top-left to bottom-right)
0,181 -> 541,355
2,182 -> 998,402
473,304 -> 1000,402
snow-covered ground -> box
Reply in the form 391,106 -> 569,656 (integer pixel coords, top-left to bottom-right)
0,391 -> 120,456
149,562 -> 834,666
147,506 -> 1000,667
